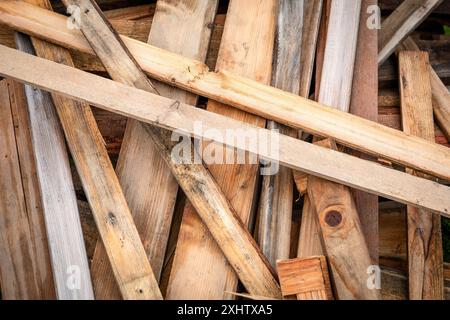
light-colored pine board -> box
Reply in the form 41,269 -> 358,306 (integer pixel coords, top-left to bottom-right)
3,44 -> 450,217
22,0 -> 162,300
88,0 -> 218,299
14,34 -> 93,300
167,0 -> 277,299
0,79 -> 46,299
257,0 -> 301,268
4,2 -> 450,182
349,0 -> 379,264
399,51 -> 444,300
70,0 -> 279,299
7,79 -> 55,299
400,37 -> 450,142
378,0 -> 443,64
277,256 -> 333,300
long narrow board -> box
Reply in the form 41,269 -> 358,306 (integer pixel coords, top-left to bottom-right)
23,0 -> 161,300
0,79 -> 50,299
349,0 -> 379,264
7,79 -> 55,299
306,1 -> 381,300
70,0 -> 279,299
257,0 -> 301,267
378,0 -> 443,64
2,44 -> 450,217
400,37 -> 450,142
399,51 -> 444,300
89,0 -> 219,299
3,2 -> 450,182
14,34 -> 93,300
167,0 -> 277,299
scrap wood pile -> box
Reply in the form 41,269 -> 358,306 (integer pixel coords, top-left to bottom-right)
0,0 -> 449,300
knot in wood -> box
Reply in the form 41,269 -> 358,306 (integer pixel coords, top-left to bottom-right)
324,210 -> 342,227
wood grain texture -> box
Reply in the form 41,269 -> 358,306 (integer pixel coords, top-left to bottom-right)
87,0 -> 218,299
257,0 -> 301,268
277,256 -> 333,300
3,45 -> 450,216
23,0 -> 161,300
349,0 -> 379,264
167,0 -> 277,299
378,0 -> 443,64
4,2 -> 450,182
69,0 -> 279,300
0,79 -> 49,299
399,51 -> 444,300
6,79 -> 55,299
305,0 -> 381,300
400,37 -> 450,142
14,33 -> 93,300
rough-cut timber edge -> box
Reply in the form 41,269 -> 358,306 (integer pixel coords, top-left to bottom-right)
14,34 -> 93,300
277,256 -> 333,300
2,45 -> 450,217
257,0 -> 301,268
6,79 -> 56,299
167,0 -> 277,300
86,0 -> 218,299
3,2 -> 450,182
400,37 -> 450,142
0,79 -> 53,299
350,0 -> 379,264
399,51 -> 444,300
378,0 -> 443,64
67,0 -> 280,299
305,0 -> 381,300
22,0 -> 162,300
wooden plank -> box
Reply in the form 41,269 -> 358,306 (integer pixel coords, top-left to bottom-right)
0,79 -> 48,299
399,51 -> 444,300
276,256 -> 333,300
7,79 -> 55,299
167,0 -> 277,300
378,0 -> 443,64
3,45 -> 450,217
14,34 -> 93,300
88,0 -> 218,299
349,0 -> 379,264
305,1 -> 381,300
68,0 -> 280,299
400,37 -> 450,142
22,0 -> 162,300
4,2 -> 450,182
257,0 -> 301,268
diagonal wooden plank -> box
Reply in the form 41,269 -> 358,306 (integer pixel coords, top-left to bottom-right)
378,0 -> 443,64
22,0 -> 161,300
0,79 -> 52,299
3,2 -> 450,182
167,0 -> 277,299
2,44 -> 450,217
88,0 -> 218,299
257,0 -> 302,268
66,0 -> 280,299
399,51 -> 444,300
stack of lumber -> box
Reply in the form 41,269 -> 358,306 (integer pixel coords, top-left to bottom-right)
0,0 -> 449,300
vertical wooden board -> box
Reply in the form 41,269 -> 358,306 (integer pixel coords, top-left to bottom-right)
399,51 -> 444,300
349,0 -> 379,264
7,79 -> 55,299
167,0 -> 277,299
15,33 -> 93,300
0,79 -> 42,299
257,0 -> 302,267
90,0 -> 218,299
